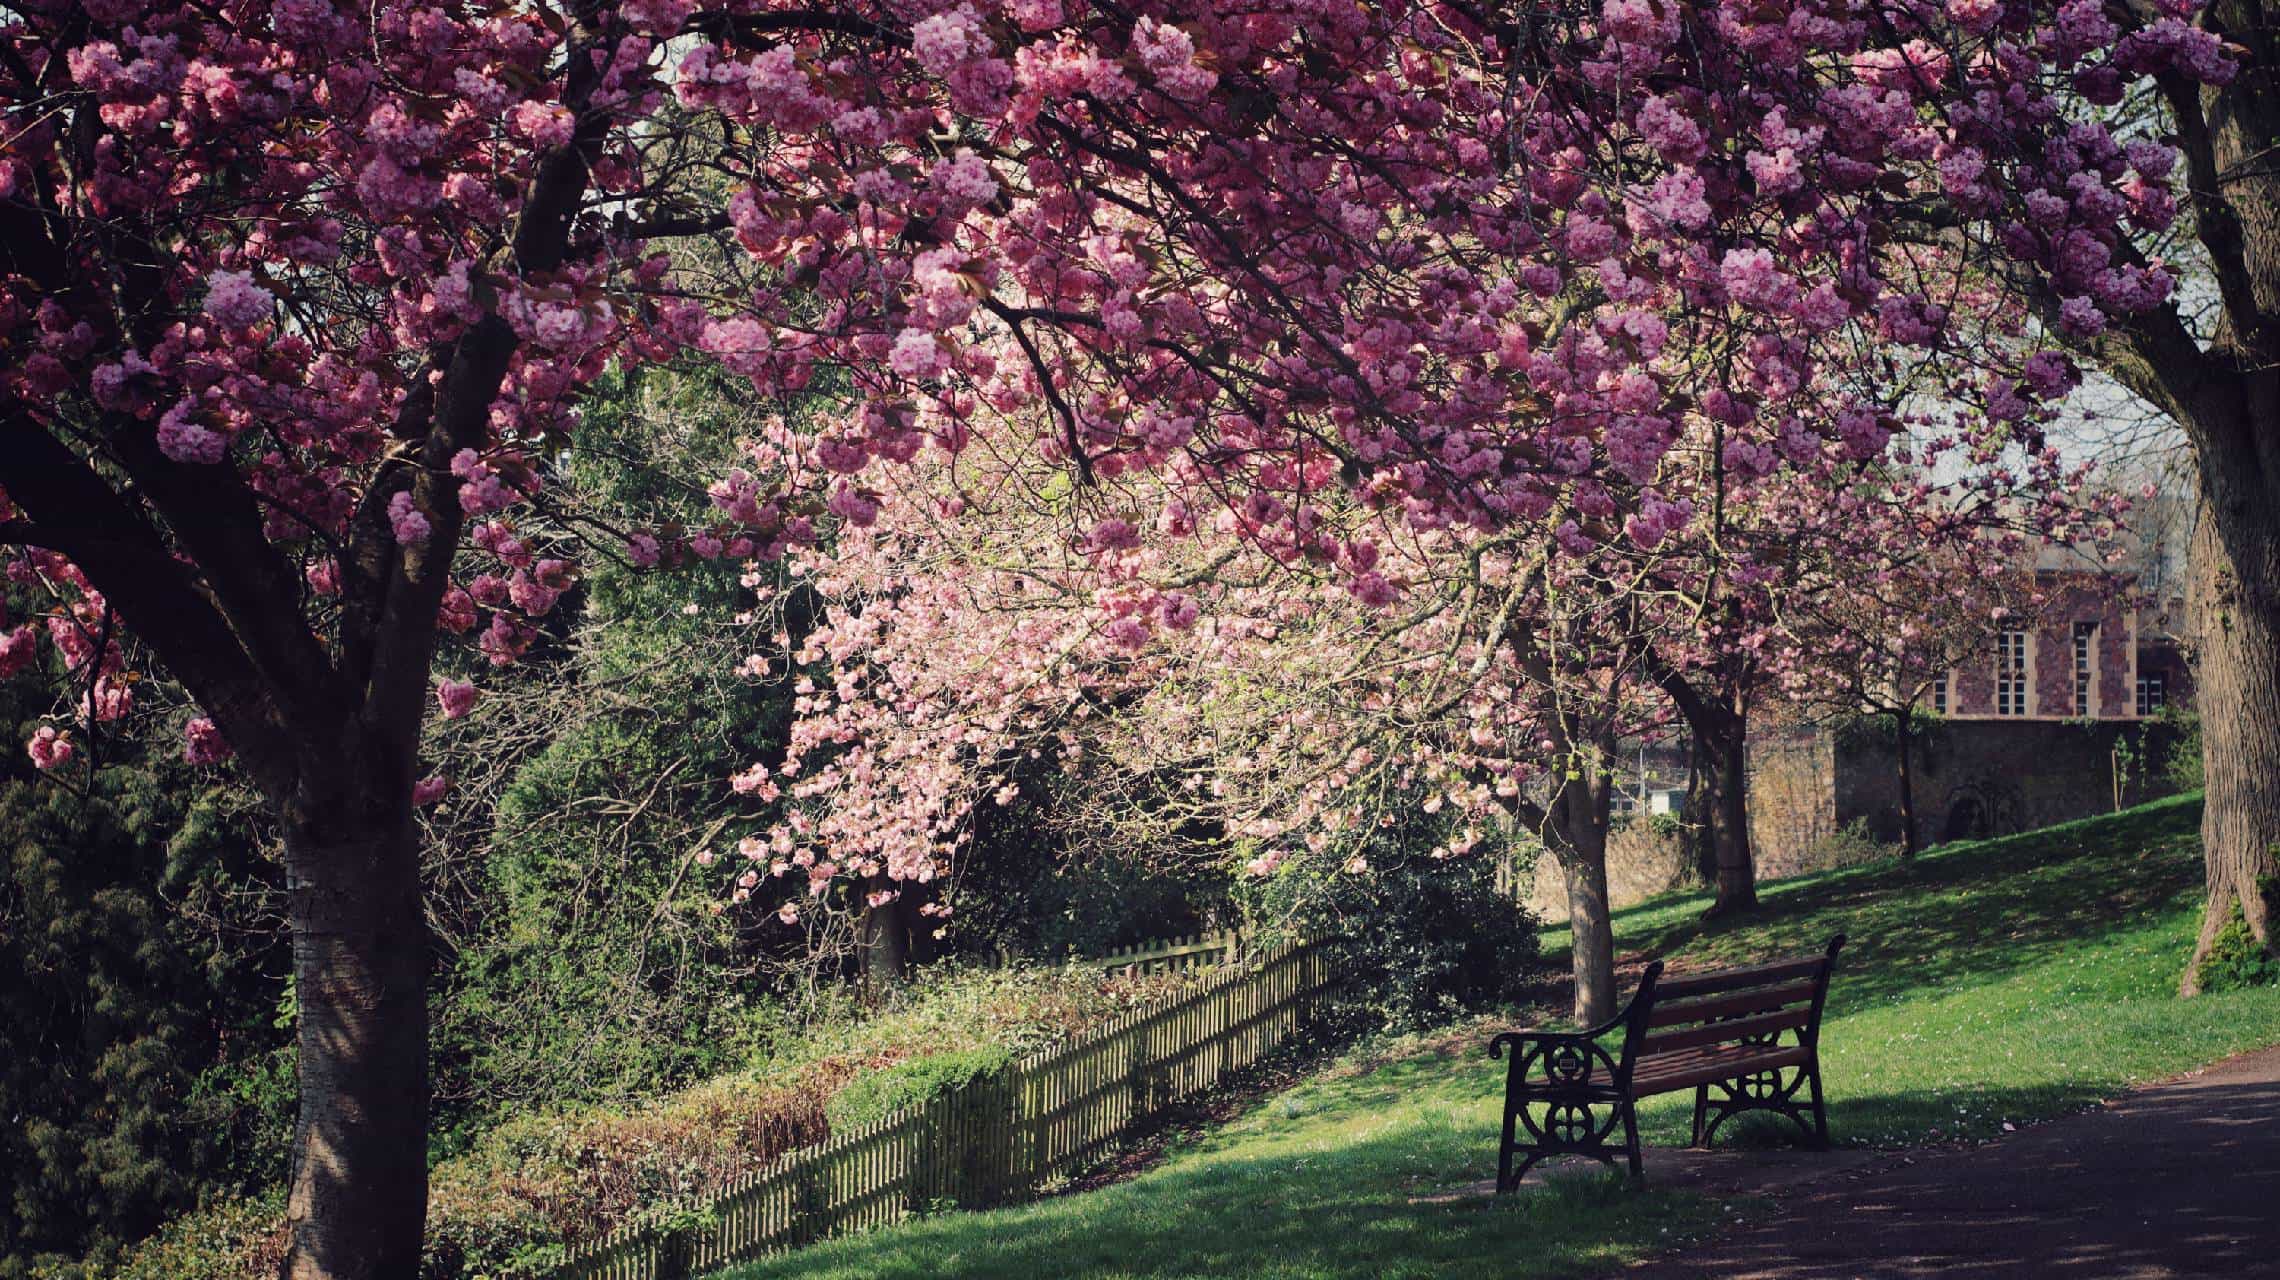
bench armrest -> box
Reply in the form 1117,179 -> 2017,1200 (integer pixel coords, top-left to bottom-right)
1486,1026 -> 1585,1059
1486,960 -> 1666,1088
1487,1027 -> 1624,1092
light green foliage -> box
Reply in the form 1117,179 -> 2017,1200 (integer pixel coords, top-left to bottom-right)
2156,707 -> 2205,793
2194,904 -> 2279,993
824,1047 -> 1016,1134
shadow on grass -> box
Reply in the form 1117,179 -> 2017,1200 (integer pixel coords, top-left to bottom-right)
1633,1081 -> 2110,1153
1547,795 -> 2207,1019
721,1117 -> 1718,1280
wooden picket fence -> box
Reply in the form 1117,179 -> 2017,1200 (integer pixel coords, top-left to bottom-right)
550,935 -> 1335,1280
1084,928 -> 1243,975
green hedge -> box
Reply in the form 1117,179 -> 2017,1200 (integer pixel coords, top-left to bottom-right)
823,1047 -> 1016,1134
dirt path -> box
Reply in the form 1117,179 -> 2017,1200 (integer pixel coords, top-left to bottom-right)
1614,1044 -> 2280,1278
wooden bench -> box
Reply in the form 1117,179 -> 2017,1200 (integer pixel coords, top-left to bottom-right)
1487,935 -> 1845,1189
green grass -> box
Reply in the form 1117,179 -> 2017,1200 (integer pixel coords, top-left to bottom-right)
718,793 -> 2280,1280
1563,792 -> 2280,1148
716,1027 -> 1728,1280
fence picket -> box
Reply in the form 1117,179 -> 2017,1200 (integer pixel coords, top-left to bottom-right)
545,935 -> 1332,1280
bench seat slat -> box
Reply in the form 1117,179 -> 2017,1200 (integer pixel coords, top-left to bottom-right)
1640,1006 -> 1812,1056
1645,979 -> 1821,1029
1654,954 -> 1827,1001
1631,1042 -> 1811,1096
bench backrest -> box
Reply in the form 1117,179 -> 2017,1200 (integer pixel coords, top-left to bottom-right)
1632,935 -> 1846,1067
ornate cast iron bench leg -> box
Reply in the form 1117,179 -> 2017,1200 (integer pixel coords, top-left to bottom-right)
1621,1100 -> 1644,1186
1696,1057 -> 1827,1148
1808,1055 -> 1830,1149
1490,1034 -> 1643,1190
1489,961 -> 1664,1193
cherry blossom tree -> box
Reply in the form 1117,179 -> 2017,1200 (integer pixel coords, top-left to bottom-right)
1,0 -> 2247,1273
1635,410 -> 2124,906
749,431 -> 1661,1020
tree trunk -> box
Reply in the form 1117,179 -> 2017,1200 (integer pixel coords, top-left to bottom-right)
1557,847 -> 1616,1026
1896,707 -> 1920,858
1549,776 -> 1617,1025
282,806 -> 429,1280
1699,690 -> 1757,917
1685,736 -> 1716,888
858,876 -> 911,991
2181,499 -> 2280,993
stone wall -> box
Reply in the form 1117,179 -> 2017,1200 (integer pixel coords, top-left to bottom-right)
1748,729 -> 1839,878
1833,717 -> 2191,849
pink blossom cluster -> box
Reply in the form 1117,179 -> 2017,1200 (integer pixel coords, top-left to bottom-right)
0,0 -> 2224,831
183,717 -> 233,765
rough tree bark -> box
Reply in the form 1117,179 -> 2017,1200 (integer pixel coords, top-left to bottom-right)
858,874 -> 913,990
2179,498 -> 2280,991
281,810 -> 429,1280
1646,649 -> 1759,917
2097,0 -> 2280,991
1684,736 -> 1717,888
1544,770 -> 1618,1025
1701,692 -> 1758,917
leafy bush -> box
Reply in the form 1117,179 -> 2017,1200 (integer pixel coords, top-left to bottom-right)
1238,805 -> 1540,1027
421,1078 -> 830,1278
2157,707 -> 2205,793
112,963 -> 1191,1279
107,1195 -> 285,1280
0,687 -> 286,1278
2195,871 -> 2280,994
950,760 -> 1229,963
824,1047 -> 1015,1134
1802,818 -> 1896,872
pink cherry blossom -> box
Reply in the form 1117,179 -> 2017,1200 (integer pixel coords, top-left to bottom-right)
183,717 -> 233,765
27,726 -> 72,771
202,269 -> 273,328
436,679 -> 478,720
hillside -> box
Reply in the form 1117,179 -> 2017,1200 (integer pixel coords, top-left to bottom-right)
716,794 -> 2280,1280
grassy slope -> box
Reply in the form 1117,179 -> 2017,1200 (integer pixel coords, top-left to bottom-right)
719,794 -> 2280,1280
1580,792 -> 2280,1148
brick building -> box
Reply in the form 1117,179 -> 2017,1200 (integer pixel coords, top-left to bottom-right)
1931,570 -> 2193,722
1839,566 -> 2196,850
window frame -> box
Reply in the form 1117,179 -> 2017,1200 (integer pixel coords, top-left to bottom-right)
1995,630 -> 2029,717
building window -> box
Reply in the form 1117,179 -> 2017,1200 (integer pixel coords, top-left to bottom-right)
1930,674 -> 1948,715
1995,630 -> 2029,716
2137,676 -> 2166,716
2073,622 -> 2097,716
